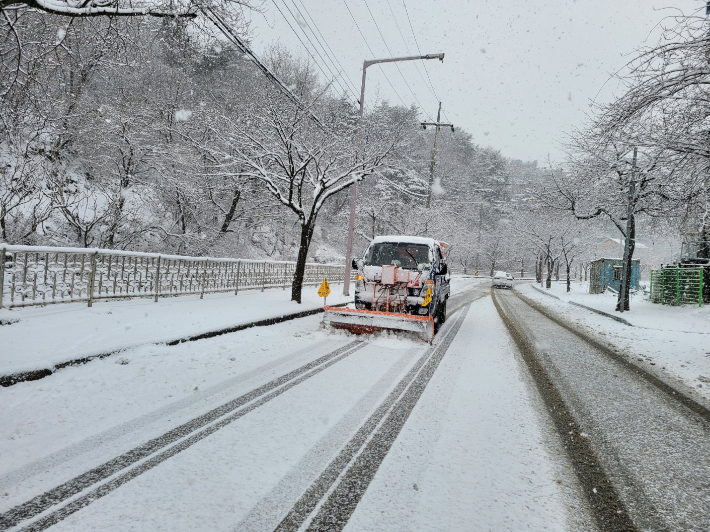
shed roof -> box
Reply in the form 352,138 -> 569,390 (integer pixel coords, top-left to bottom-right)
591,257 -> 641,263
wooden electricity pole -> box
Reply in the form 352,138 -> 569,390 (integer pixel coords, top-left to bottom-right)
421,102 -> 454,208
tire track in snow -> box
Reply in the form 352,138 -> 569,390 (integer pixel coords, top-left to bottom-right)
494,288 -> 710,531
492,289 -> 637,532
273,304 -> 471,532
0,341 -> 365,532
233,346 -> 420,531
1,338 -> 338,492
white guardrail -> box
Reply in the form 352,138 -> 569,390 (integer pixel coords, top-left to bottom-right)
0,245 -> 348,309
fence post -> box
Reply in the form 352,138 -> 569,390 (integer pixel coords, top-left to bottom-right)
200,260 -> 207,299
234,260 -> 241,295
676,268 -> 680,306
87,252 -> 98,307
0,247 -> 5,309
154,255 -> 162,303
699,268 -> 704,308
261,262 -> 266,292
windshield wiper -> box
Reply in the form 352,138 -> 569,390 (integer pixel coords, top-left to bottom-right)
404,248 -> 419,268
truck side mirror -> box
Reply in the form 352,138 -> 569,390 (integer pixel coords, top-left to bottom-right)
440,263 -> 448,275
351,258 -> 358,269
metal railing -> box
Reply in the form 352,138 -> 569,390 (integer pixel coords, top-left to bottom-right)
0,245 -> 347,309
650,267 -> 704,307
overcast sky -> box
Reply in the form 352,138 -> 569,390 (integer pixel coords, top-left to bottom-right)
248,0 -> 702,163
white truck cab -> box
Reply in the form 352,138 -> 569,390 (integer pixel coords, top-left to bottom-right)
353,236 -> 451,329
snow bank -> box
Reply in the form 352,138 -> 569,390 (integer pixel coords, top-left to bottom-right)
0,283 -> 352,376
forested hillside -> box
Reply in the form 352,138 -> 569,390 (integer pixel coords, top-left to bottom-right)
0,10 -> 533,267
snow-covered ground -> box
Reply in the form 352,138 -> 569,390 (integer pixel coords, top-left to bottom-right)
0,276 -> 481,377
0,284 -> 352,376
0,282 -> 594,531
518,281 -> 710,402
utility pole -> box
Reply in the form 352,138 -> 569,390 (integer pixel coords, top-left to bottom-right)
343,52 -> 445,296
421,103 -> 454,208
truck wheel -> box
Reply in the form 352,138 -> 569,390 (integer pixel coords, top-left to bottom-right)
433,300 -> 446,334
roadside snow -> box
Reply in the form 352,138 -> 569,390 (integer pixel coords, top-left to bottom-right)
0,276 -> 480,377
0,284 -> 352,376
519,281 -> 710,401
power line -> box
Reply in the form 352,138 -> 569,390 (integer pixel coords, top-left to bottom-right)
292,0 -> 361,98
201,8 -> 326,130
384,0 -> 440,104
361,0 -> 432,119
271,0 -> 356,101
277,0 -> 360,101
340,0 -> 410,109
402,1 -> 441,104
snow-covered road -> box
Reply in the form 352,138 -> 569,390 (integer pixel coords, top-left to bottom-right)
494,288 -> 710,532
0,280 -> 595,531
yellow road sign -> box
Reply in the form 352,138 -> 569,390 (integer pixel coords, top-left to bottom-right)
422,286 -> 432,306
318,278 -> 331,298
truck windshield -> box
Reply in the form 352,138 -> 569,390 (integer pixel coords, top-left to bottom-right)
363,243 -> 431,269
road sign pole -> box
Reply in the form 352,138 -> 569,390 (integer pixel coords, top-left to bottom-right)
318,277 -> 331,307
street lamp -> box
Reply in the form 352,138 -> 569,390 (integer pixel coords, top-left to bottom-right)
343,53 -> 445,296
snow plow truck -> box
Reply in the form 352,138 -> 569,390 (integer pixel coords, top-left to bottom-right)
323,236 -> 450,342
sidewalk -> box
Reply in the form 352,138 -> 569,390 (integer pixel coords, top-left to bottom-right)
0,284 -> 352,378
518,281 -> 710,402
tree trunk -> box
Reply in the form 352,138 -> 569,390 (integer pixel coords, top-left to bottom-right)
536,254 -> 542,283
106,193 -> 126,248
566,260 -> 572,292
291,217 -> 316,304
616,216 -> 636,312
220,190 -> 241,234
546,258 -> 553,289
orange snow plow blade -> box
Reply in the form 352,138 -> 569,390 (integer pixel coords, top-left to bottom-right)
322,306 -> 434,342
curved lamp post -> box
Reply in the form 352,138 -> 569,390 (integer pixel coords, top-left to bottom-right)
343,53 -> 445,296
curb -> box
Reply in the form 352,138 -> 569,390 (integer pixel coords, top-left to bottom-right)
0,302 -> 350,388
529,285 -> 633,326
513,290 -> 710,423
568,301 -> 634,326
530,284 -> 561,300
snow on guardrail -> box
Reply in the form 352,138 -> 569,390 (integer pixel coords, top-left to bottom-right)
0,245 -> 347,309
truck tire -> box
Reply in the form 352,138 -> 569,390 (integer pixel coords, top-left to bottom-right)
434,299 -> 446,334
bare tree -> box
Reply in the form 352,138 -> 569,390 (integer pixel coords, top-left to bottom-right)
204,78 -> 414,302
543,133 -> 701,309
1,0 -> 255,18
